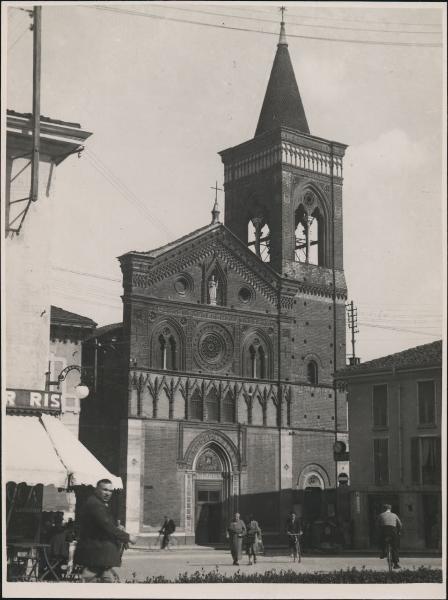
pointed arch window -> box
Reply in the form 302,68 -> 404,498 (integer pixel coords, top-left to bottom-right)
248,216 -> 270,262
295,200 -> 323,266
244,337 -> 269,380
190,389 -> 203,421
206,388 -> 219,422
158,332 -> 177,371
307,360 -> 318,386
222,391 -> 235,423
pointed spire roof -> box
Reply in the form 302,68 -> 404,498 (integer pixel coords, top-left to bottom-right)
211,198 -> 220,224
255,19 -> 309,136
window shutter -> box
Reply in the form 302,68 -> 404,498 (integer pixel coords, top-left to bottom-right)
410,437 -> 420,484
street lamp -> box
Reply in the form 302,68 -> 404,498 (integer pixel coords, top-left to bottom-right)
46,364 -> 90,399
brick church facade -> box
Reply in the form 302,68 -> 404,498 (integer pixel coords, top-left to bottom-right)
80,21 -> 350,544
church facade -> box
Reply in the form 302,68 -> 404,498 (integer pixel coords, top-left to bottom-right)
80,21 -> 350,544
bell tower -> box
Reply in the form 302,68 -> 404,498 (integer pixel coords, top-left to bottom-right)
219,19 -> 347,292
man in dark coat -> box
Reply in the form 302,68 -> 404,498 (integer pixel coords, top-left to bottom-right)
75,479 -> 137,582
159,516 -> 176,550
285,511 -> 303,560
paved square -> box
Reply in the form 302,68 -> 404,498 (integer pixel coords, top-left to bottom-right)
116,549 -> 442,582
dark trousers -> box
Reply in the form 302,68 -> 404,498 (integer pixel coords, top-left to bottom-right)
379,526 -> 400,565
161,533 -> 171,549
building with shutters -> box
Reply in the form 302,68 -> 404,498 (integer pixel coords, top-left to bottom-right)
335,340 -> 442,552
80,19 -> 350,545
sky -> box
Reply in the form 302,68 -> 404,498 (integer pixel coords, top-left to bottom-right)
4,1 -> 445,362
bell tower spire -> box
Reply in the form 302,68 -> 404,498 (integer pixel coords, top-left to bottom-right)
255,10 -> 309,137
219,10 -> 347,283
279,6 -> 287,45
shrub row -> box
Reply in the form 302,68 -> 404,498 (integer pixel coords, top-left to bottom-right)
127,566 -> 442,584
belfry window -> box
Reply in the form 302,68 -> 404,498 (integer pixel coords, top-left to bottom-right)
248,216 -> 270,262
295,203 -> 322,265
307,360 -> 318,385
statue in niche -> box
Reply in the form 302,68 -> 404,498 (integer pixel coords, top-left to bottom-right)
208,275 -> 218,305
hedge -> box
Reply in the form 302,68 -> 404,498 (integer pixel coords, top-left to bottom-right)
126,566 -> 442,584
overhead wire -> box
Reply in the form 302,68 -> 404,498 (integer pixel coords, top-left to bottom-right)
220,4 -> 441,28
52,265 -> 121,283
84,150 -> 173,239
8,25 -> 31,51
146,3 -> 442,35
89,5 -> 442,48
86,148 -> 173,237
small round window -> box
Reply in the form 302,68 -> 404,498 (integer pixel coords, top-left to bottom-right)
238,286 -> 253,304
174,274 -> 192,296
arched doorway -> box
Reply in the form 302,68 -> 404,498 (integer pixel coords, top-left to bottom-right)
303,473 -> 324,522
193,444 -> 231,545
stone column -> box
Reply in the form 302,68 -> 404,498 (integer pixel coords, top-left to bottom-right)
184,471 -> 195,538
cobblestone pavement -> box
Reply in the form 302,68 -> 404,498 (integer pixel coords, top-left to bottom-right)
116,549 -> 442,582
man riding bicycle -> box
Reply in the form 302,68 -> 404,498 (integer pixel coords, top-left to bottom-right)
285,511 -> 302,560
376,504 -> 402,569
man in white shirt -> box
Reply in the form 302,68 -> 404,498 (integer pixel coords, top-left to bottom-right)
376,504 -> 403,569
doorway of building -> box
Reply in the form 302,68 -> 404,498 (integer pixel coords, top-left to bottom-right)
422,494 -> 440,549
195,484 -> 222,545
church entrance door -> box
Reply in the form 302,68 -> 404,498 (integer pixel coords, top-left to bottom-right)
195,484 -> 222,545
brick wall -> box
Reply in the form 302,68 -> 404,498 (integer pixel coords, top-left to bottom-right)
142,421 -> 183,529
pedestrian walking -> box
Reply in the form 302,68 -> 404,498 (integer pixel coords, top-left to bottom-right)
227,512 -> 246,565
245,515 -> 261,565
159,516 -> 176,550
74,479 -> 137,582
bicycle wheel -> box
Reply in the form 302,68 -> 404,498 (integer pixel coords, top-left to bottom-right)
152,536 -> 162,550
386,541 -> 393,573
296,537 -> 301,563
167,536 -> 178,550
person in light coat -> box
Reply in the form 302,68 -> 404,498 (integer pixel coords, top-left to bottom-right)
227,512 -> 246,566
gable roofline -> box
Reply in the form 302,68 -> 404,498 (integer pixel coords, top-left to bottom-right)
335,340 -> 442,379
118,222 -> 282,285
50,305 -> 97,329
84,322 -> 122,341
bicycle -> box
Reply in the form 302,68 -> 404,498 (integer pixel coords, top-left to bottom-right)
288,532 -> 302,563
384,535 -> 393,573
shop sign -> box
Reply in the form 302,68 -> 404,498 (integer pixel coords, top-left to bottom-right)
5,388 -> 61,413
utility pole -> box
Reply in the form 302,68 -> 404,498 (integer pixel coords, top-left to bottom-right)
30,6 -> 41,204
346,301 -> 359,365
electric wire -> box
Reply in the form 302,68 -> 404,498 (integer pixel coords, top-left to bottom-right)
52,265 -> 121,283
146,3 -> 442,35
8,25 -> 30,51
84,151 -> 173,239
89,5 -> 442,48
85,148 -> 173,237
220,4 -> 441,28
